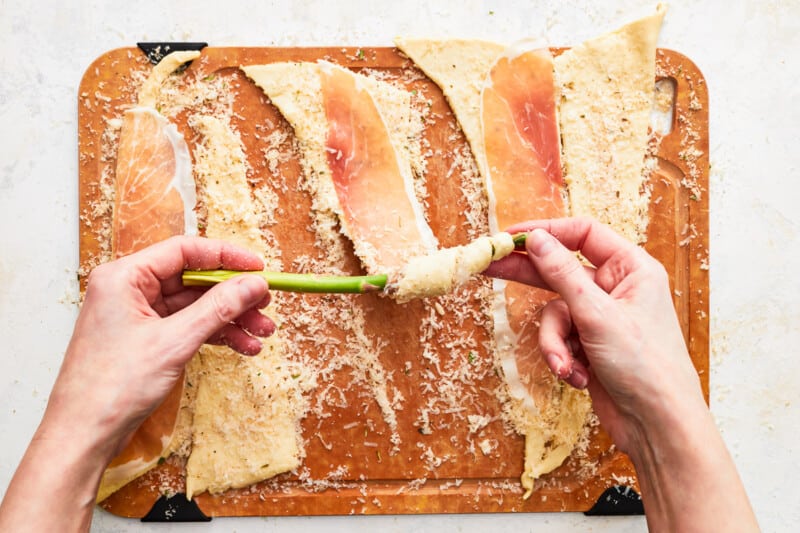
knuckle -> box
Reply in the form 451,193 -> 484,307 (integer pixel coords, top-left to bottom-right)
543,298 -> 570,322
575,215 -> 601,235
210,289 -> 239,324
86,264 -> 108,286
642,254 -> 670,285
541,299 -> 572,335
166,234 -> 189,246
544,254 -> 582,282
164,235 -> 191,259
86,261 -> 122,292
575,295 -> 614,332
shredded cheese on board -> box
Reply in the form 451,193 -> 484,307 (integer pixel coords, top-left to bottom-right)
185,115 -> 309,498
88,8 -> 673,505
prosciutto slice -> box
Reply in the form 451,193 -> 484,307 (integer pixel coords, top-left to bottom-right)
482,47 -> 591,497
98,51 -> 199,503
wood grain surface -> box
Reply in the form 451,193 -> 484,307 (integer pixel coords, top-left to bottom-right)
77,46 -> 709,517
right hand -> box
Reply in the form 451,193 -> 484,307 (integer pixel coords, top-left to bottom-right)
484,217 -> 706,454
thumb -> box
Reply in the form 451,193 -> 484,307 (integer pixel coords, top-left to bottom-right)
525,228 -> 607,312
167,274 -> 269,352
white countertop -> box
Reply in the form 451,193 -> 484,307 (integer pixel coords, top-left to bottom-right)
1,0 -> 798,531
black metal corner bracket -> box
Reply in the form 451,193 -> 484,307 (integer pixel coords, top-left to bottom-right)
138,485 -> 642,520
137,42 -> 208,65
584,485 -> 644,516
141,493 -> 212,522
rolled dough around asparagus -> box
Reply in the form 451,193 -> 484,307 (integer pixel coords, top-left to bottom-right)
389,232 -> 515,302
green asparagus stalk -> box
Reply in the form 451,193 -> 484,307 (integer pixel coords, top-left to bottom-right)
182,270 -> 388,294
512,232 -> 528,249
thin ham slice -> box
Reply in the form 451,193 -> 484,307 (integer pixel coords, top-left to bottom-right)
319,64 -> 437,273
111,108 -> 196,254
482,48 -> 564,232
482,46 -> 590,497
244,61 -> 437,276
98,53 -> 198,503
483,47 -> 565,407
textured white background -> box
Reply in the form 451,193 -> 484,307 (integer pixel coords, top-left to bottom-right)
1,0 -> 798,531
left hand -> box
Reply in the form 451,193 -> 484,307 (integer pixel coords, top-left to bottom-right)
0,236 -> 274,532
43,235 -> 274,459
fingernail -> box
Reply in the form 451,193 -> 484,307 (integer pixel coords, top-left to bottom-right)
545,353 -> 565,377
238,275 -> 267,302
571,366 -> 589,389
526,229 -> 556,257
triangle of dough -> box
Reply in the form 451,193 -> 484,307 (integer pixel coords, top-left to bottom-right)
555,6 -> 666,242
184,115 -> 307,498
394,39 -> 505,179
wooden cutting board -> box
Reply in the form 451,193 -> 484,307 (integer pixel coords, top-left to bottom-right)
77,45 -> 709,518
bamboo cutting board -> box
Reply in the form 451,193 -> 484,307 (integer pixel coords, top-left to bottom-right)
77,45 -> 709,518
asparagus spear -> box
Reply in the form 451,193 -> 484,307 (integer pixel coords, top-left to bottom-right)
512,232 -> 527,249
183,233 -> 526,295
182,270 -> 388,294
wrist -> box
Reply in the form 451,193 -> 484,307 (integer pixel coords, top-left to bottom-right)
625,379 -> 711,466
624,390 -> 737,530
0,416 -> 112,532
37,396 -> 122,467
43,344 -> 142,466
34,413 -> 118,484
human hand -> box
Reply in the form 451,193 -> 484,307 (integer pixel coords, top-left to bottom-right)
44,236 -> 274,460
486,217 -> 758,531
0,236 -> 274,532
484,217 -> 705,454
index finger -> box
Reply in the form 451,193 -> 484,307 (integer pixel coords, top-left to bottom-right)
504,217 -> 638,268
128,235 -> 264,281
